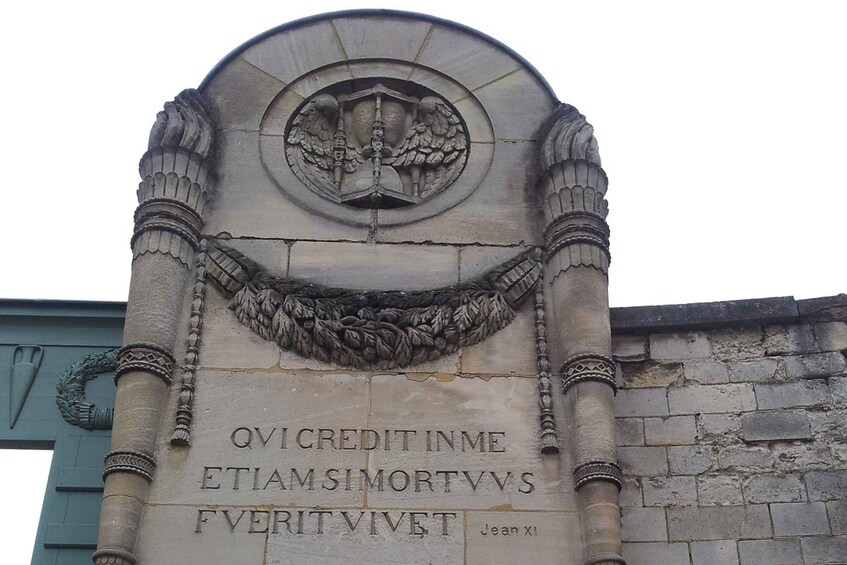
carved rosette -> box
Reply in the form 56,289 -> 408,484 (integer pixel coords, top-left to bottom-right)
115,342 -> 176,385
103,449 -> 157,482
133,89 -> 214,267
538,105 -> 610,280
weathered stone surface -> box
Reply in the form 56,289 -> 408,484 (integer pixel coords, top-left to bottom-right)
691,540 -> 740,565
621,507 -> 668,542
743,474 -> 806,503
710,328 -> 765,361
642,475 -> 697,507
621,361 -> 683,387
612,335 -> 649,362
644,416 -> 696,445
697,475 -> 744,506
698,413 -> 742,441
667,505 -> 772,541
741,410 -> 811,442
668,384 -> 756,415
783,352 -> 846,379
670,445 -> 717,474
800,536 -> 847,564
815,322 -> 847,352
650,331 -> 711,359
622,542 -> 691,565
764,324 -> 818,356
738,539 -> 802,565
832,377 -> 847,406
619,477 -> 643,507
615,388 -> 669,417
616,418 -> 645,446
728,359 -> 778,383
827,501 -> 847,535
465,511 -> 582,565
718,446 -> 774,472
619,446 -> 669,476
461,308 -> 536,376
774,444 -> 833,472
770,502 -> 830,536
754,380 -> 830,409
806,470 -> 847,501
685,360 -> 730,384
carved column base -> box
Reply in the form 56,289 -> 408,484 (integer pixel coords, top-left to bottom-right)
92,548 -> 137,565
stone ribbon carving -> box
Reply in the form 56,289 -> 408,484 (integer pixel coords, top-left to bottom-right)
287,83 -> 468,209
205,242 -> 540,370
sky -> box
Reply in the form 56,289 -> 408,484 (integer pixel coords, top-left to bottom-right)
0,2 -> 845,560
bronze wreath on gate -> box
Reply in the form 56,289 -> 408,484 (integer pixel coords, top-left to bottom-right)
56,349 -> 117,430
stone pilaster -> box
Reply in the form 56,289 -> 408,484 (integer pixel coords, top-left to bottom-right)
94,89 -> 214,565
538,105 -> 623,565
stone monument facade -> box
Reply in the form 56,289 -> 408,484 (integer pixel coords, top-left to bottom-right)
95,11 -> 622,564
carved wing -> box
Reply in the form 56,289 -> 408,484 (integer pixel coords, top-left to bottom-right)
391,96 -> 468,169
205,243 -> 539,370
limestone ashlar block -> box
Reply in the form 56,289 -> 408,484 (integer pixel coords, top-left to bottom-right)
770,502 -> 830,536
690,540 -> 740,565
710,328 -> 767,361
828,501 -> 847,534
685,360 -> 730,384
202,57 -> 287,131
621,361 -> 683,388
718,445 -> 774,473
741,410 -> 812,442
620,507 -> 668,542
460,307 -> 536,376
650,331 -> 712,360
773,443 -> 833,473
728,359 -> 779,383
800,536 -> 847,564
465,511 -> 582,565
738,538 -> 802,565
618,446 -> 668,476
644,416 -> 697,446
616,418 -> 645,447
668,383 -> 757,415
743,473 -> 807,503
814,322 -> 847,352
622,542 -> 691,565
783,352 -> 847,379
642,476 -> 697,507
331,16 -> 432,61
669,445 -> 718,475
806,470 -> 847,501
614,388 -> 669,418
754,380 -> 831,409
667,505 -> 772,541
764,324 -> 819,356
697,475 -> 744,506
612,335 -> 649,362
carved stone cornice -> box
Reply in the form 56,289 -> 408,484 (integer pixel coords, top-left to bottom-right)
92,548 -> 138,565
573,460 -> 623,490
103,449 -> 156,482
133,89 -> 214,267
561,353 -> 617,394
115,342 -> 175,385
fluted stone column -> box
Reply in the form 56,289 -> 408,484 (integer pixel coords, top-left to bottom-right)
94,90 -> 214,565
538,105 -> 623,565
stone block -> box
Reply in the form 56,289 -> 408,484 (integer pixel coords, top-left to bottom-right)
774,444 -> 832,472
668,384 -> 756,415
616,418 -> 645,446
718,446 -> 774,472
832,377 -> 847,405
691,540 -> 740,565
728,359 -> 779,383
667,505 -> 772,541
618,446 -> 669,476
620,477 -> 643,507
784,352 -> 846,379
738,539 -> 802,565
650,331 -> 711,359
741,410 -> 811,442
622,542 -> 691,565
458,245 -> 532,283
644,416 -> 697,446
621,361 -> 682,387
669,445 -> 717,474
743,473 -> 806,503
685,360 -> 730,384
764,324 -> 819,356
614,388 -> 669,417
806,470 -> 847,501
815,322 -> 847,352
200,290 -> 282,370
697,475 -> 744,506
461,308 -> 536,376
771,502 -> 830,536
612,335 -> 649,362
800,536 -> 847,564
828,501 -> 847,535
643,475 -> 697,507
621,507 -> 668,542
710,328 -> 766,361
754,380 -> 830,409
698,413 -> 742,441
287,242 -> 459,291
331,15 -> 432,61
465,511 -> 582,565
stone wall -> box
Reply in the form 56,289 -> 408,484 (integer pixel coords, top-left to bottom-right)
611,296 -> 847,564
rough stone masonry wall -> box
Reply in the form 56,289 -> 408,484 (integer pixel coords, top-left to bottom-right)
610,297 -> 847,565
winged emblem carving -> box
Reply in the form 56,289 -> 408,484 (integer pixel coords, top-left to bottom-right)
205,242 -> 539,370
285,82 -> 469,209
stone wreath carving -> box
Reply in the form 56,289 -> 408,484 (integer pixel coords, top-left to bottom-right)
205,243 -> 539,370
286,82 -> 468,209
56,349 -> 118,430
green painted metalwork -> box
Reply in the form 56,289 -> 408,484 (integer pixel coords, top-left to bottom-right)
0,300 -> 124,565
